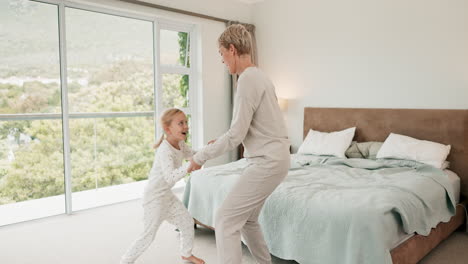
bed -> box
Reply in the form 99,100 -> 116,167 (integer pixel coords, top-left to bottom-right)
183,108 -> 468,264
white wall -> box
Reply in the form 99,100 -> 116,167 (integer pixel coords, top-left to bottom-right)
75,0 -> 252,165
253,0 -> 468,151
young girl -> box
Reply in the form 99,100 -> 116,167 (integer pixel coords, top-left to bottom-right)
120,108 -> 205,264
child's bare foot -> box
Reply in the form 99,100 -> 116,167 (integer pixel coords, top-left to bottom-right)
182,255 -> 205,264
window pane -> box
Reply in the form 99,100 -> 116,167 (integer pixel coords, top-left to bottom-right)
162,74 -> 189,108
70,116 -> 154,210
160,30 -> 190,67
0,1 -> 61,114
66,8 -> 154,113
0,1 -> 64,226
0,119 -> 65,225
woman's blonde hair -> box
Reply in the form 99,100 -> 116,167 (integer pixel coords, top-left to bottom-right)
153,108 -> 184,149
218,24 -> 252,56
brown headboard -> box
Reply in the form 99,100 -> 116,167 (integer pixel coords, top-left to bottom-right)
303,107 -> 468,199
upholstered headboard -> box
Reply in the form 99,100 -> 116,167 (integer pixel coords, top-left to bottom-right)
303,107 -> 468,199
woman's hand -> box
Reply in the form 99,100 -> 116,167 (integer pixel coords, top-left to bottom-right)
188,158 -> 202,173
208,139 -> 217,145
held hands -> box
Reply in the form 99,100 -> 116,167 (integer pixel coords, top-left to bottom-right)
187,139 -> 215,173
188,158 -> 202,173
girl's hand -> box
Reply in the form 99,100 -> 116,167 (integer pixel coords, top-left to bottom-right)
208,139 -> 216,145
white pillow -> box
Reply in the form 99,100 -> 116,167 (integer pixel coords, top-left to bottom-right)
298,127 -> 356,158
376,133 -> 451,169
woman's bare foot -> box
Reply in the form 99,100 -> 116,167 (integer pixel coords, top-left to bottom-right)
182,254 -> 205,264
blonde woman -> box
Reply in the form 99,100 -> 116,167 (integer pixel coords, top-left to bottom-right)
188,24 -> 290,264
121,108 -> 205,264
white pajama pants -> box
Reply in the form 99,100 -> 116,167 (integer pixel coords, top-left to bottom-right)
215,159 -> 289,264
121,194 -> 194,264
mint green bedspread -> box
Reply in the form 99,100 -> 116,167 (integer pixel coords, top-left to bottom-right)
183,155 -> 456,264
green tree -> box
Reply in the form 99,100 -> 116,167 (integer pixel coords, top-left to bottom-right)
0,60 -> 155,205
178,32 -> 189,107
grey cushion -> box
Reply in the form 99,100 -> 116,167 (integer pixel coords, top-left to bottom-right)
345,141 -> 383,159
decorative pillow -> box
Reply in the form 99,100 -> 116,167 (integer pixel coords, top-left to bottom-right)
298,127 -> 356,158
345,141 -> 361,158
441,161 -> 450,170
345,141 -> 383,159
376,133 -> 451,169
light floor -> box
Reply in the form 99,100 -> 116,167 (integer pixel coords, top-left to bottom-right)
0,197 -> 466,264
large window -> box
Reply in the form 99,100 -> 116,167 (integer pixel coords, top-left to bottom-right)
0,0 -> 198,225
0,0 -> 64,225
65,7 -> 156,210
158,23 -> 196,144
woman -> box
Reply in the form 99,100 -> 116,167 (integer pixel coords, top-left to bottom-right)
188,24 -> 290,264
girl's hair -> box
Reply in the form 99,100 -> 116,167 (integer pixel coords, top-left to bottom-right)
218,24 -> 252,56
153,108 -> 184,149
